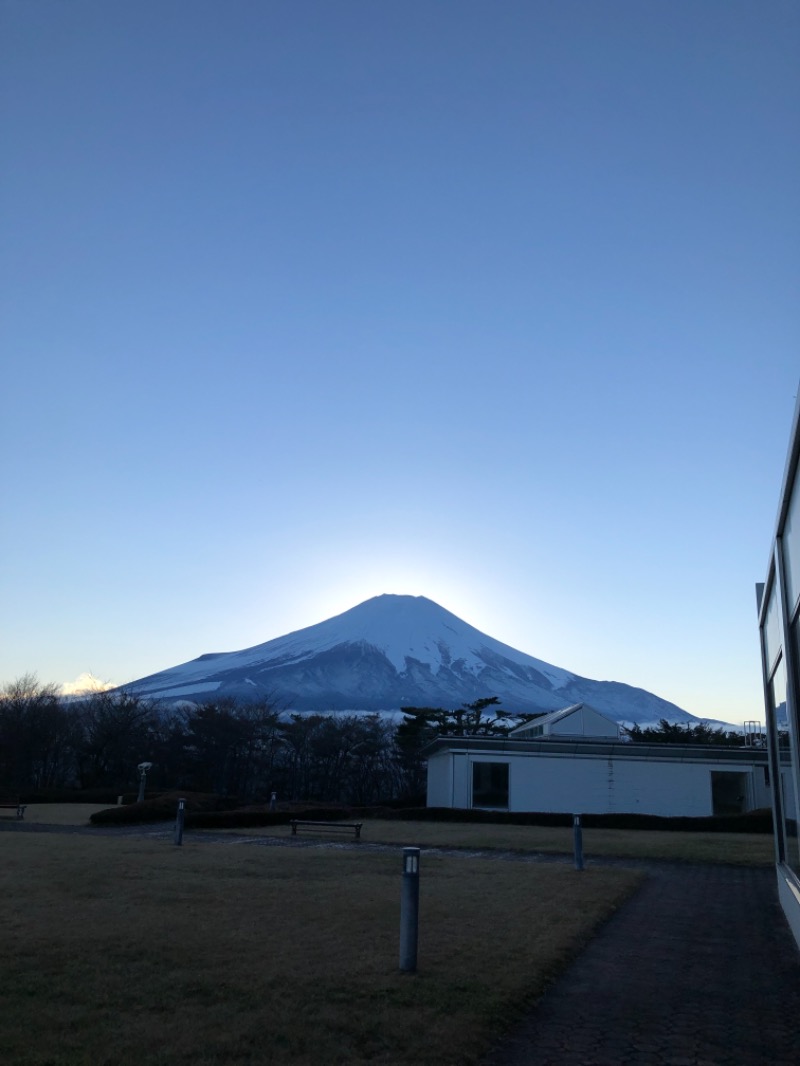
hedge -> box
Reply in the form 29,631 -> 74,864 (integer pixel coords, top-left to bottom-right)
188,807 -> 338,829
388,806 -> 775,834
87,798 -> 775,834
89,792 -> 242,826
21,788 -> 151,805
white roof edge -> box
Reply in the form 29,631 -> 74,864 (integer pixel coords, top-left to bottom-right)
508,703 -> 585,734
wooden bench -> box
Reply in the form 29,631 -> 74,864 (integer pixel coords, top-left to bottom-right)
0,801 -> 27,820
290,820 -> 362,840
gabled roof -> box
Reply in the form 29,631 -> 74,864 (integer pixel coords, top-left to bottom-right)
508,702 -> 619,736
423,734 -> 774,765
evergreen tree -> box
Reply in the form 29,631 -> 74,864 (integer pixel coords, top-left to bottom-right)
624,719 -> 745,746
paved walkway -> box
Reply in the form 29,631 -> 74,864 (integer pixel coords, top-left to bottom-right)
5,821 -> 800,1062
482,863 -> 800,1066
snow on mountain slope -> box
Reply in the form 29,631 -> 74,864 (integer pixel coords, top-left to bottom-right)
122,594 -> 698,724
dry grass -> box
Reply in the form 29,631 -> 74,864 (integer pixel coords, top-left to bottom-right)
210,818 -> 775,866
15,804 -> 110,826
0,834 -> 640,1065
15,806 -> 775,864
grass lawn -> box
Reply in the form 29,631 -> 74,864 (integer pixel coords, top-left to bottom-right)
20,805 -> 773,865
15,804 -> 111,826
208,818 -> 776,866
0,834 -> 640,1066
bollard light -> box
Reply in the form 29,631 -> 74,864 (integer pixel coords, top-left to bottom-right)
400,847 -> 421,973
573,813 -> 584,871
174,796 -> 186,847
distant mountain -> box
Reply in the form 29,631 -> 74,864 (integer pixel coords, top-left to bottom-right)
122,594 -> 700,726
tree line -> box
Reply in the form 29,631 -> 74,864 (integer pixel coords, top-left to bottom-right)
623,719 -> 751,745
0,675 -> 424,804
3,676 -> 758,803
1,679 -> 522,804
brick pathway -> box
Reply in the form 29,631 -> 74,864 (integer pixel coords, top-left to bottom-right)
483,864 -> 800,1066
5,821 -> 800,1062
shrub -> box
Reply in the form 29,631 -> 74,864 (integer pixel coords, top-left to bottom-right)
388,806 -> 774,834
186,805 -> 365,829
89,792 -> 240,826
21,788 -> 143,805
90,798 -> 775,834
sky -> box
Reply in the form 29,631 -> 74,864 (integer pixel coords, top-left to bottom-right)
1,0 -> 798,723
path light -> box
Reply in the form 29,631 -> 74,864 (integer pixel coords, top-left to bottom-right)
399,847 -> 421,973
174,797 -> 186,846
573,814 -> 584,871
137,761 -> 152,804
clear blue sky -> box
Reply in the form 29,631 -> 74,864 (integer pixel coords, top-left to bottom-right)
2,1 -> 798,722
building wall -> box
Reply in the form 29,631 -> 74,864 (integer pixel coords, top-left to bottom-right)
757,391 -> 800,950
427,748 -> 773,817
549,707 -> 619,738
426,750 -> 452,807
512,706 -> 618,740
777,872 -> 800,948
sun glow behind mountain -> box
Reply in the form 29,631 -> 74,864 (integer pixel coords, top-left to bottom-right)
277,549 -> 506,655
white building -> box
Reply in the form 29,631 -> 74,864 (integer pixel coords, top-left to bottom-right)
426,703 -> 784,817
509,703 -> 621,741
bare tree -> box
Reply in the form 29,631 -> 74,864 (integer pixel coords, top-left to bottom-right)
0,675 -> 80,790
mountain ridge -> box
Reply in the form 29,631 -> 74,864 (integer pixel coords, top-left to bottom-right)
122,594 -> 700,726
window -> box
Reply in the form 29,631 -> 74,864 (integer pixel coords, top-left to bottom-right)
764,580 -> 782,677
711,771 -> 748,815
758,397 -> 800,949
769,656 -> 800,875
783,473 -> 800,618
472,762 -> 509,809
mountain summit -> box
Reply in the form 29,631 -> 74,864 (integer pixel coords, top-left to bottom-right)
122,594 -> 697,725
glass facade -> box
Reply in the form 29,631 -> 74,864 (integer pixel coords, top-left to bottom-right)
763,582 -> 782,678
782,470 -> 800,614
759,395 -> 800,932
767,656 -> 800,875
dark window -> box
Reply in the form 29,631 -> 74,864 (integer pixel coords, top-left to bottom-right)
711,771 -> 748,816
472,762 -> 509,808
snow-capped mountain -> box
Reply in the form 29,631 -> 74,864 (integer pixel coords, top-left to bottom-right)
122,594 -> 699,726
